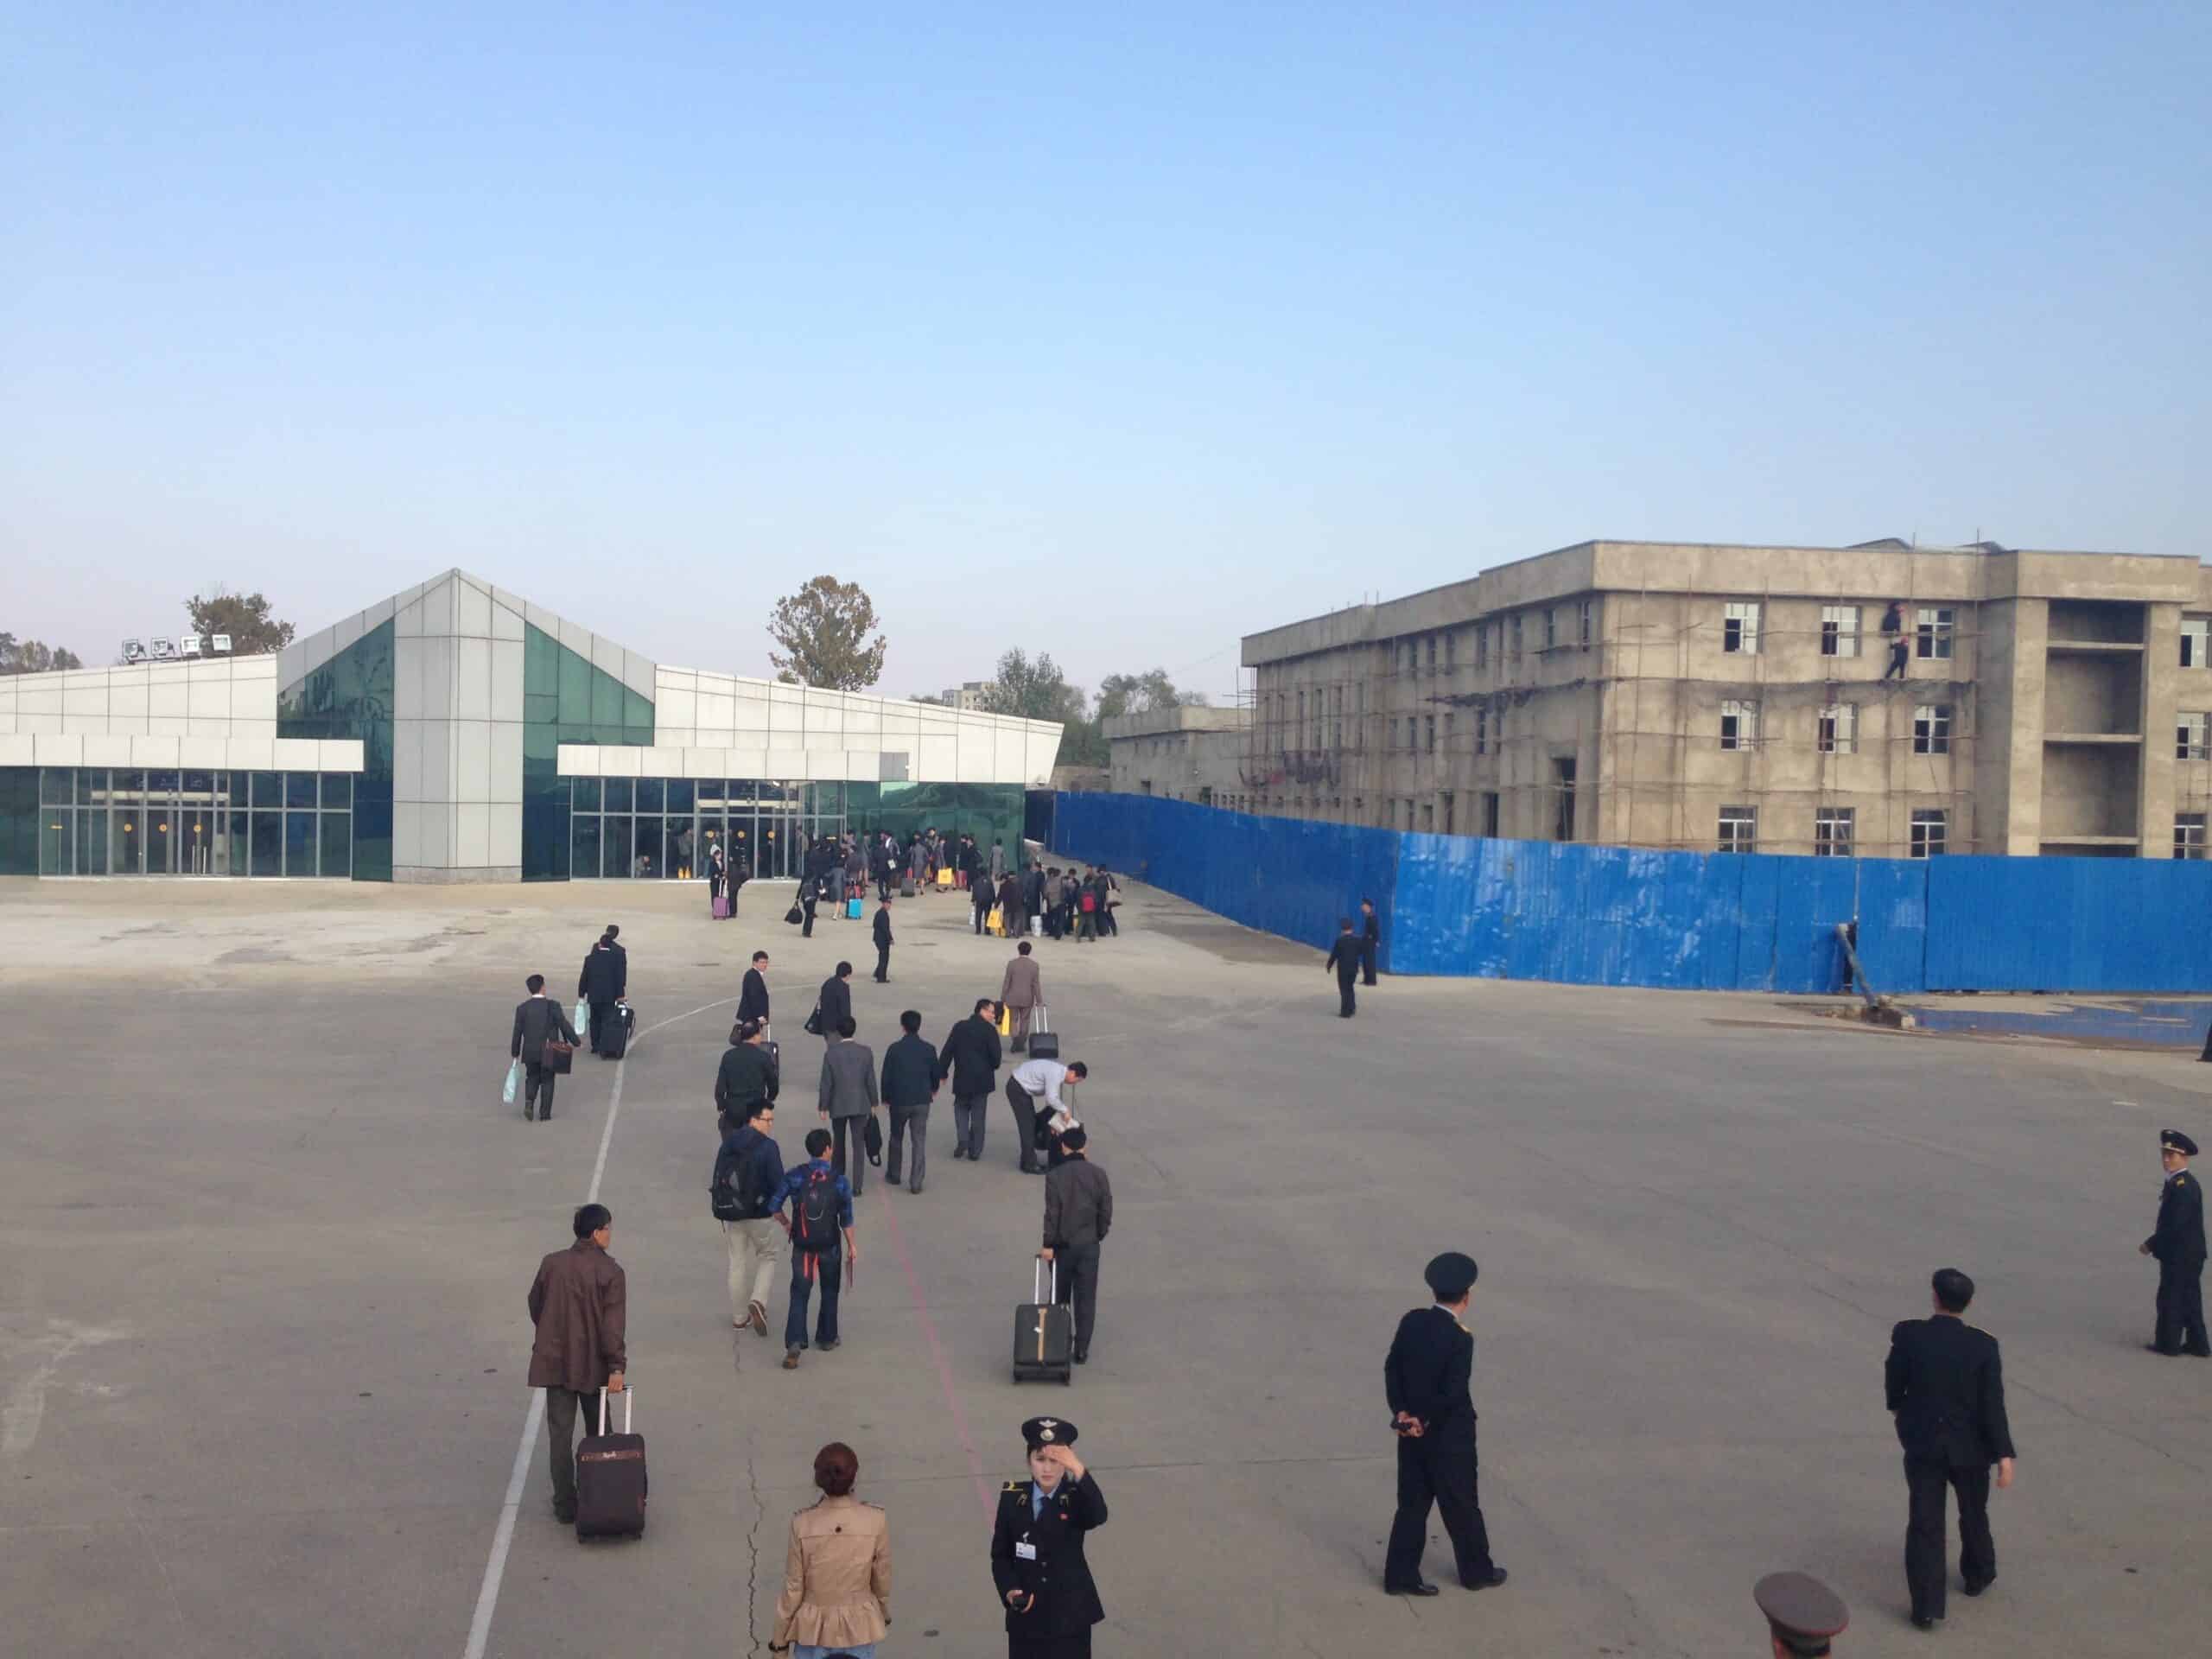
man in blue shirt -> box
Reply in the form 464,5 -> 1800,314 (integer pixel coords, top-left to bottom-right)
772,1127 -> 857,1369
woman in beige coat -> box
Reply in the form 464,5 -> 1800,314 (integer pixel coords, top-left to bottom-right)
769,1441 -> 890,1658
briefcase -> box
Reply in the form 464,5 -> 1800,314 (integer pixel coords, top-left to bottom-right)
575,1387 -> 647,1540
546,1039 -> 575,1077
1013,1258 -> 1073,1385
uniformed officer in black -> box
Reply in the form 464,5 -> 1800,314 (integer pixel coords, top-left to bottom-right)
2141,1129 -> 2209,1357
1382,1250 -> 1506,1595
991,1416 -> 1109,1657
1753,1571 -> 1848,1656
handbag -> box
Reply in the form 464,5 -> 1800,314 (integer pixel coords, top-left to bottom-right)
784,903 -> 804,926
546,1039 -> 575,1076
997,1004 -> 1013,1036
863,1114 -> 884,1166
803,1003 -> 824,1037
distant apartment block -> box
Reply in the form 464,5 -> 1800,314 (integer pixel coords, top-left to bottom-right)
1238,538 -> 2212,858
1103,705 -> 1247,806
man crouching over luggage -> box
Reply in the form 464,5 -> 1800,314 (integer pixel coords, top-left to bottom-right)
528,1204 -> 627,1525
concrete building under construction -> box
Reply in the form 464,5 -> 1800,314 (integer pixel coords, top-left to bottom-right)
1237,538 -> 2212,859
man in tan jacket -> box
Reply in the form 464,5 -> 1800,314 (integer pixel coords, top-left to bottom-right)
999,940 -> 1044,1053
527,1204 -> 627,1525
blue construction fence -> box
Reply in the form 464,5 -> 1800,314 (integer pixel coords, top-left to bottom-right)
1050,792 -> 2212,995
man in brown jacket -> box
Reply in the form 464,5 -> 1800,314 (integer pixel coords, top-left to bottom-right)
999,940 -> 1044,1053
527,1204 -> 628,1524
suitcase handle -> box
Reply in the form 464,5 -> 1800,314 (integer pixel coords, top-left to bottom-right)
598,1385 -> 633,1436
1033,1256 -> 1056,1304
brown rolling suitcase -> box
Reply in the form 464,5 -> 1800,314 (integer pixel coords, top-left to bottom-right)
575,1387 -> 647,1540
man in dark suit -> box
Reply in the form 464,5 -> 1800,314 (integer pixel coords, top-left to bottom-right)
815,963 -> 853,1050
577,925 -> 627,1057
1359,898 -> 1381,986
510,973 -> 579,1122
738,950 -> 772,1036
1885,1268 -> 2018,1629
2141,1128 -> 2209,1357
880,1009 -> 938,1193
872,897 -> 894,982
1383,1251 -> 1506,1596
938,998 -> 1003,1162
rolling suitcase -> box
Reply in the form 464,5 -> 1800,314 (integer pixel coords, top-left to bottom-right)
846,896 -> 864,920
712,891 -> 732,918
1027,1008 -> 1059,1063
1013,1259 -> 1073,1385
599,1002 -> 631,1059
575,1386 -> 647,1540
900,876 -> 916,898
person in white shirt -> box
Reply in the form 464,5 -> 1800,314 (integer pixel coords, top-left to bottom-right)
1006,1057 -> 1087,1175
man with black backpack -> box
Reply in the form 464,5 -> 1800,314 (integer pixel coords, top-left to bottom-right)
771,1127 -> 856,1370
711,1097 -> 785,1337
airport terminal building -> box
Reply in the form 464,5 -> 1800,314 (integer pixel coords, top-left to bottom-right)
0,569 -> 1062,881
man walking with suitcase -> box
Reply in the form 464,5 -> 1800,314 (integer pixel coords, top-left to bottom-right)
526,1204 -> 627,1526
511,973 -> 579,1122
578,925 -> 627,1058
1000,940 -> 1043,1053
1041,1127 -> 1112,1364
939,998 -> 1004,1162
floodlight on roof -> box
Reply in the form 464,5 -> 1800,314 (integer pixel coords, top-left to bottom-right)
211,633 -> 233,653
149,638 -> 178,660
179,635 -> 202,658
122,639 -> 147,663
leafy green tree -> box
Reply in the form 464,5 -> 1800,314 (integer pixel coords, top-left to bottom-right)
186,588 -> 296,656
767,575 -> 887,690
982,648 -> 1084,723
0,633 -> 85,674
1095,667 -> 1207,721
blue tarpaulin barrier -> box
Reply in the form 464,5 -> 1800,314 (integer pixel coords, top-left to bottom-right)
1051,792 -> 2209,995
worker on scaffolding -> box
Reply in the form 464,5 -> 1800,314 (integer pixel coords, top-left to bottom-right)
1880,601 -> 1910,680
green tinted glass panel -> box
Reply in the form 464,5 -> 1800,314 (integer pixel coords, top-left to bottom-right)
624,686 -> 652,732
0,768 -> 37,875
590,667 -> 622,727
572,778 -> 601,811
558,648 -> 592,726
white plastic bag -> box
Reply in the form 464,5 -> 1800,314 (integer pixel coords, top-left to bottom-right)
502,1058 -> 520,1105
573,999 -> 589,1039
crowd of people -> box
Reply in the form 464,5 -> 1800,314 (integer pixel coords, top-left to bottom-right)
507,863 -> 2209,1656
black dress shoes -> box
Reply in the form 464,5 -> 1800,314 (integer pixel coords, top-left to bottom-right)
1386,1581 -> 1440,1597
1464,1567 -> 1508,1590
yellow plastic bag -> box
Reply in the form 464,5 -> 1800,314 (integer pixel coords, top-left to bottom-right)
987,905 -> 1004,937
997,1004 -> 1013,1035
937,867 -> 954,888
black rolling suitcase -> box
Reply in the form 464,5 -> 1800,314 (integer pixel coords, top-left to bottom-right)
575,1387 -> 647,1540
1027,1007 -> 1058,1063
1013,1258 -> 1073,1385
599,1001 -> 632,1059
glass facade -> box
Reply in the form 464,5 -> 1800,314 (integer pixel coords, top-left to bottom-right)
562,778 -> 1027,880
277,619 -> 395,880
18,768 -> 358,876
522,622 -> 653,880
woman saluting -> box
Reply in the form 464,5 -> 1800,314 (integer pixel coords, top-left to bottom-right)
991,1416 -> 1108,1657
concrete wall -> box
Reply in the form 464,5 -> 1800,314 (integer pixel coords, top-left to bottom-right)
0,654 -> 361,778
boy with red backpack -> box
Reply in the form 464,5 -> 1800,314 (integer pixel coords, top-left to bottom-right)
771,1128 -> 856,1369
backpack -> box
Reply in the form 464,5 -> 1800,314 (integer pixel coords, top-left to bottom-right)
709,1133 -> 773,1223
1080,889 -> 1096,912
791,1164 -> 840,1251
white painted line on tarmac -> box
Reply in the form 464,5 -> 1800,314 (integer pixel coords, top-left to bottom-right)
462,995 -> 736,1659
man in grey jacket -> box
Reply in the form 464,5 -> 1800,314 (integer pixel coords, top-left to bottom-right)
818,1016 -> 880,1196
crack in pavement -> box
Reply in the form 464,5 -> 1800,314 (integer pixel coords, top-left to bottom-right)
742,1451 -> 765,1657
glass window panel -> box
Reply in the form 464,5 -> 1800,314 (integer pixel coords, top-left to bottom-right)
601,820 -> 632,877
227,810 -> 250,875
250,771 -> 283,808
571,776 -> 601,812
146,809 -> 179,874
664,779 -> 694,814
146,770 -> 180,798
632,817 -> 662,878
181,770 -> 215,802
321,772 -> 352,808
603,778 -> 633,811
637,777 -> 664,812
111,808 -> 145,873
79,769 -> 105,804
320,811 -> 352,878
696,777 -> 727,807
43,810 -> 73,874
286,772 -> 319,809
558,647 -> 592,728
624,686 -> 654,734
179,811 -> 216,874
571,814 -> 601,880
76,809 -> 109,874
283,811 -> 315,875
666,817 -> 693,878
251,811 -> 283,876
591,666 -> 624,727
113,770 -> 147,803
42,768 -> 74,804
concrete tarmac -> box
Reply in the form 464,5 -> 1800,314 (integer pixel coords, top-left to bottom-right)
3,871 -> 2207,1657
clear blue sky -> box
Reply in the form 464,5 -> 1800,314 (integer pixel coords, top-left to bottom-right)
6,3 -> 2206,703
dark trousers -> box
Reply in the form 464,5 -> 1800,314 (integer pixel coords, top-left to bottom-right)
954,1090 -> 988,1157
588,1000 -> 614,1052
1337,966 -> 1358,1017
1884,639 -> 1909,679
543,1387 -> 603,1517
830,1116 -> 867,1194
1098,902 -> 1116,937
2153,1256 -> 2209,1353
1384,1423 -> 1495,1588
974,900 -> 989,934
1052,1241 -> 1101,1354
1904,1455 -> 1994,1620
801,900 -> 817,938
524,1060 -> 557,1119
887,1103 -> 929,1191
1006,1079 -> 1040,1172
1077,910 -> 1096,940
874,944 -> 891,982
1361,937 -> 1378,985
785,1248 -> 842,1348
